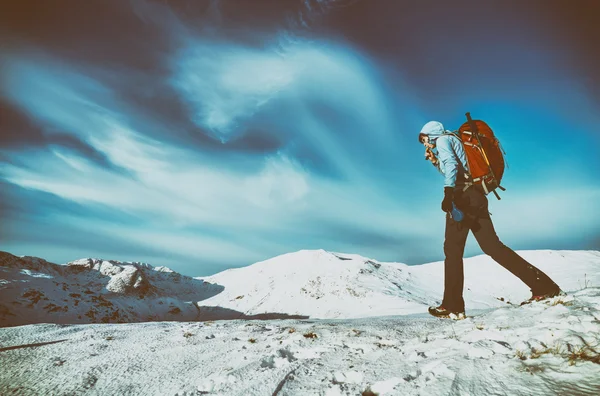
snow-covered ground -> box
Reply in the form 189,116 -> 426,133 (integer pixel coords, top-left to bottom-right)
1,249 -> 599,395
1,290 -> 599,395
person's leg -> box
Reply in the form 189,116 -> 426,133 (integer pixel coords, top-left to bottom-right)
441,213 -> 470,312
471,199 -> 560,295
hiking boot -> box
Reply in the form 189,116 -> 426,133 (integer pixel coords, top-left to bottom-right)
428,305 -> 466,320
520,289 -> 565,306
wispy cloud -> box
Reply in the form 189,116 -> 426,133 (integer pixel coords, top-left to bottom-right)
171,42 -> 297,142
1,0 -> 599,275
0,46 -> 424,273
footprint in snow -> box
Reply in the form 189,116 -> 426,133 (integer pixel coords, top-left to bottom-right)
260,347 -> 297,369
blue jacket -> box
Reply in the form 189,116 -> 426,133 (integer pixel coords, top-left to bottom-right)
419,121 -> 470,188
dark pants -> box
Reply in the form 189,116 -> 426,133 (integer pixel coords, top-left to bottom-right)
442,186 -> 559,312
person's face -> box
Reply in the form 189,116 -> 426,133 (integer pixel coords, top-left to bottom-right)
421,135 -> 437,164
420,135 -> 434,149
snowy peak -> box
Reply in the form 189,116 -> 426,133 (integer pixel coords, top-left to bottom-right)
0,252 -> 179,296
66,258 -> 152,294
196,249 -> 432,319
0,251 -> 221,326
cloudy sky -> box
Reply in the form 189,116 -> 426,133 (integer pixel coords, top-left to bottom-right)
1,0 -> 599,276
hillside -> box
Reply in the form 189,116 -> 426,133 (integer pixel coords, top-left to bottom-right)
196,249 -> 600,319
0,252 -> 222,326
1,249 -> 599,327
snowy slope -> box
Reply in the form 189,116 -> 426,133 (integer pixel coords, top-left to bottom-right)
1,288 -> 599,395
196,249 -> 600,319
0,251 -> 223,327
195,249 -> 431,320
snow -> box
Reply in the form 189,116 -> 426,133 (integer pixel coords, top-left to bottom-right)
1,249 -> 600,395
366,377 -> 405,395
195,249 -> 600,319
19,269 -> 54,279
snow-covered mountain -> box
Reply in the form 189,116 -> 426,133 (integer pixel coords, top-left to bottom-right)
1,249 -> 599,327
196,249 -> 600,319
0,252 -> 224,326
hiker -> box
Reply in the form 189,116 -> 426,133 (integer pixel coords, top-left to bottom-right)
418,120 -> 562,319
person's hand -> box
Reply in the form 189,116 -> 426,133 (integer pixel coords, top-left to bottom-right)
441,187 -> 453,212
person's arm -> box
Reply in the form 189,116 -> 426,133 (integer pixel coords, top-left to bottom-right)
452,135 -> 470,176
436,136 -> 458,188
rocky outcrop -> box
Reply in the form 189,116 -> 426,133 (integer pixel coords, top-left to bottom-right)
106,266 -> 151,294
66,259 -> 153,295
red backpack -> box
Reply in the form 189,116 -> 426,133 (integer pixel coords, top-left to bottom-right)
455,112 -> 506,199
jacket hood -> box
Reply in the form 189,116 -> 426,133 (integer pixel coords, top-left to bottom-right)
418,121 -> 446,143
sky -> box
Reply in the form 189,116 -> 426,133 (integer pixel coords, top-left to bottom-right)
1,0 -> 599,276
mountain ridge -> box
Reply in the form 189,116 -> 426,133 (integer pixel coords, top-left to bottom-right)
1,249 -> 599,327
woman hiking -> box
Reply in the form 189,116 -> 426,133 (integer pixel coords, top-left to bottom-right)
418,120 -> 562,319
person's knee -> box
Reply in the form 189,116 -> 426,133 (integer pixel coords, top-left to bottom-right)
479,239 -> 505,257
444,241 -> 463,258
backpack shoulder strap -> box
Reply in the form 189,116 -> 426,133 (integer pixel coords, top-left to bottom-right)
442,130 -> 462,140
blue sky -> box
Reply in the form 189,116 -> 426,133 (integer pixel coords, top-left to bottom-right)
1,0 -> 599,276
